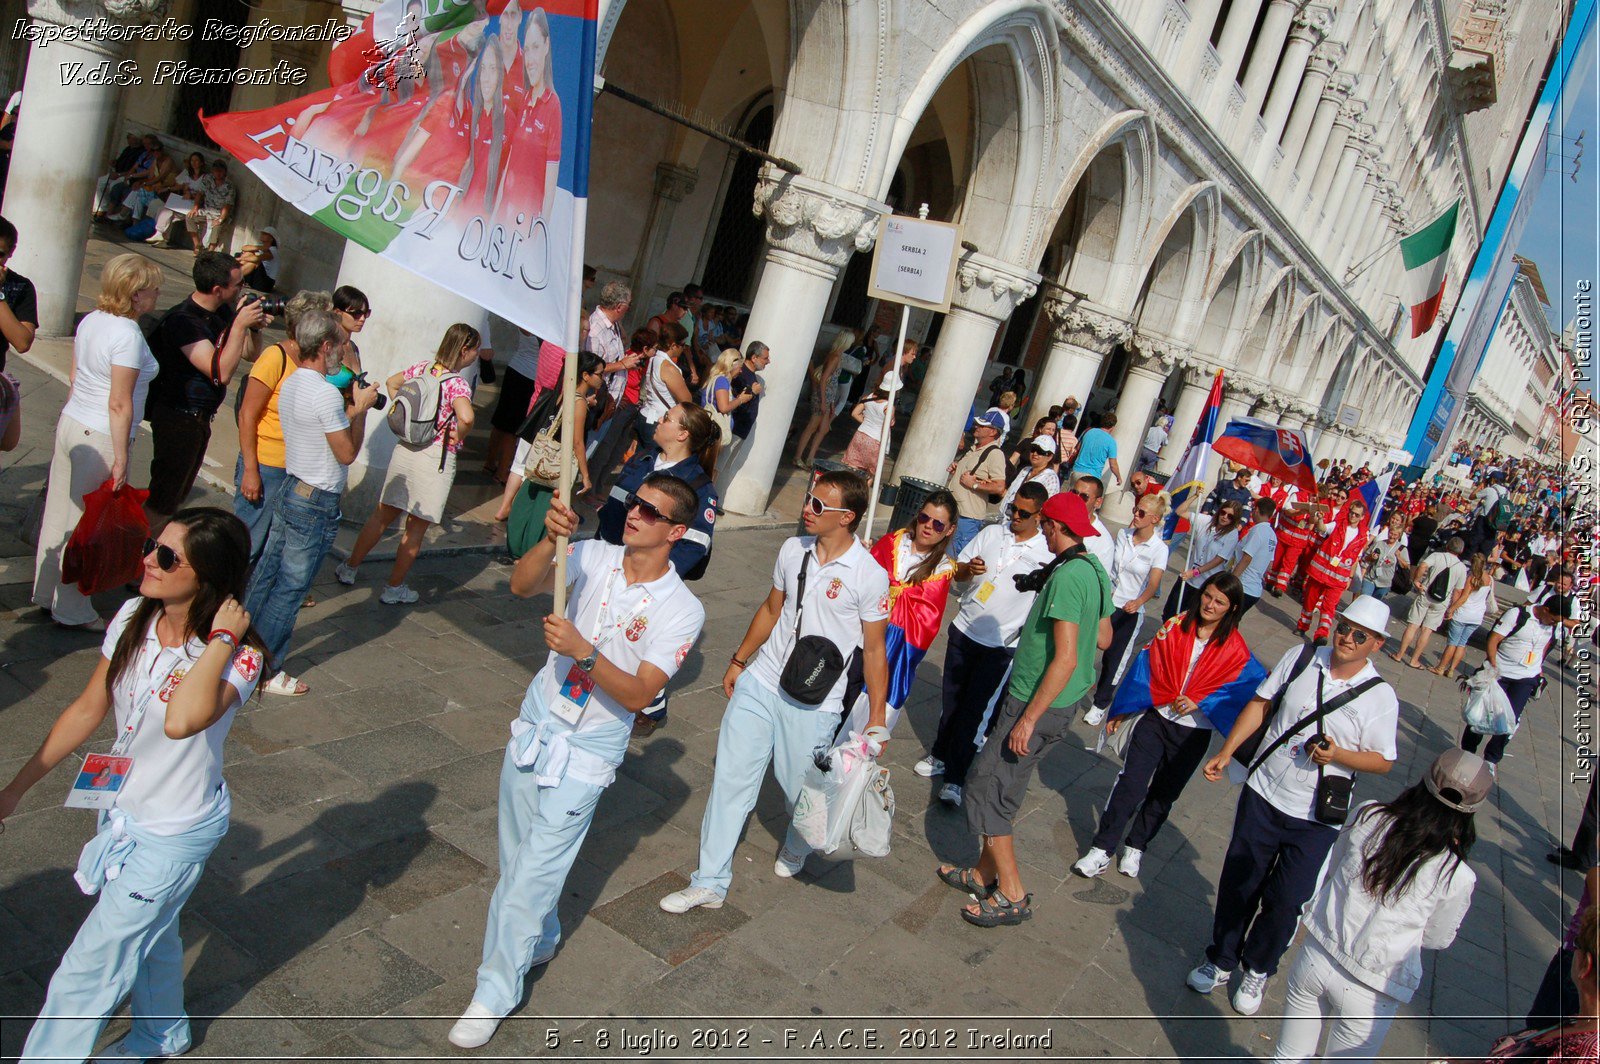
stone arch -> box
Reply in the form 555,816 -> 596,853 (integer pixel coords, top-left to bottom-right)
1282,314 -> 1345,394
1128,181 -> 1220,341
1270,297 -> 1334,391
1041,110 -> 1159,306
1193,233 -> 1262,362
1234,272 -> 1295,379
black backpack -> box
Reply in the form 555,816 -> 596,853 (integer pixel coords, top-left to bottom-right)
1426,562 -> 1455,604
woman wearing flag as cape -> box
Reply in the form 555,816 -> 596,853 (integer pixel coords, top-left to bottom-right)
1073,572 -> 1267,879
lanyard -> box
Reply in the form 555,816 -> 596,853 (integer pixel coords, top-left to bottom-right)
111,640 -> 184,758
989,534 -> 1037,582
587,566 -> 653,652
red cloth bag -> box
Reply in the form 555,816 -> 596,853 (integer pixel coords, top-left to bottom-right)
62,479 -> 150,596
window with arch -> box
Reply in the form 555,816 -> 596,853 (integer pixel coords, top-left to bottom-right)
700,103 -> 775,302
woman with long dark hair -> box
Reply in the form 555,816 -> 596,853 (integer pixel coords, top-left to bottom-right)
1270,750 -> 1487,1062
2,508 -> 267,1062
1075,572 -> 1264,879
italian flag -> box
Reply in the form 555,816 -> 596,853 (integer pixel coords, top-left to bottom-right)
1400,200 -> 1459,338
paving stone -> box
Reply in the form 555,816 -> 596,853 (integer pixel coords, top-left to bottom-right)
255,929 -> 444,1042
590,871 -> 750,968
186,983 -> 325,1061
372,883 -> 492,986
326,831 -> 490,916
190,865 -> 394,968
311,721 -> 472,787
221,746 -> 364,815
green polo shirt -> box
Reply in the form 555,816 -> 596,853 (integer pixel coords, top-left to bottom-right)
1008,550 -> 1112,708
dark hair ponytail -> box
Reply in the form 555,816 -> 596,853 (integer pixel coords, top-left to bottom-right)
1357,782 -> 1476,904
106,508 -> 270,697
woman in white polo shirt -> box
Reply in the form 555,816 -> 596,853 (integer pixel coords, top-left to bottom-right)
2,507 -> 266,1063
1084,491 -> 1170,727
1164,498 -> 1244,621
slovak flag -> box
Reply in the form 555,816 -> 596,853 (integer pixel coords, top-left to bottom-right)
1163,369 -> 1225,540
1354,471 -> 1394,530
1213,417 -> 1318,493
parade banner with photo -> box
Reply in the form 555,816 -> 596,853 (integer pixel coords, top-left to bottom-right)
202,0 -> 597,344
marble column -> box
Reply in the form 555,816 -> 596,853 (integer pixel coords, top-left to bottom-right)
1260,6 -> 1332,150
333,244 -> 492,514
1279,43 -> 1340,165
1295,73 -> 1353,178
895,254 -> 1039,487
1239,0 -> 1299,116
627,162 -> 698,320
5,0 -> 163,336
1176,0 -> 1228,77
1213,0 -> 1266,92
1306,98 -> 1361,204
1102,336 -> 1180,523
1159,361 -> 1216,477
724,171 -> 886,515
1329,146 -> 1378,261
1316,119 -> 1365,240
1029,296 -> 1131,426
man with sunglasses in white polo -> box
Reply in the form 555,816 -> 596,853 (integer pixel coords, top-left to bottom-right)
660,470 -> 891,912
1190,594 -> 1398,1018
450,473 -> 706,1049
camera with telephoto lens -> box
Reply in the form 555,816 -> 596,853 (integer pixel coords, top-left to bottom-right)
352,371 -> 387,410
243,293 -> 287,317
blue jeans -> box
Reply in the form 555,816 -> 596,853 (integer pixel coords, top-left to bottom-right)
232,454 -> 289,564
246,476 -> 341,669
952,516 -> 985,556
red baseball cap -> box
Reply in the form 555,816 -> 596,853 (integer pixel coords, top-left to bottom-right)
1040,492 -> 1099,538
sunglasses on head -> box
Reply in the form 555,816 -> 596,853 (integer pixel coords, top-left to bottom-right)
1334,621 -> 1373,646
143,538 -> 187,573
915,512 -> 949,533
803,494 -> 854,518
625,494 -> 679,526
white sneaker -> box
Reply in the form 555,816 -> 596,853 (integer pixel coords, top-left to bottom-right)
913,756 -> 945,778
447,1002 -> 502,1049
91,1040 -> 167,1063
335,562 -> 358,585
1083,705 -> 1108,727
1187,958 -> 1232,994
938,783 -> 963,806
1073,846 -> 1112,878
659,885 -> 724,913
1231,968 -> 1269,1015
1118,847 -> 1143,878
380,583 -> 419,605
774,843 -> 808,878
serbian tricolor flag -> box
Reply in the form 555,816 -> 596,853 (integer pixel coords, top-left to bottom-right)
870,529 -> 955,709
202,0 -> 598,342
1108,617 -> 1269,736
1162,369 -> 1225,540
1214,417 -> 1318,493
1401,200 -> 1460,339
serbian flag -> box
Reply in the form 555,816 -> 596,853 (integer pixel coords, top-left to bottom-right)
1354,471 -> 1393,529
870,530 -> 955,709
1108,617 -> 1269,737
1214,417 -> 1318,494
1163,369 -> 1225,540
1401,200 -> 1460,338
202,0 -> 598,342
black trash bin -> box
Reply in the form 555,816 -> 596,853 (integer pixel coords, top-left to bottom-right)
795,459 -> 852,535
889,477 -> 943,532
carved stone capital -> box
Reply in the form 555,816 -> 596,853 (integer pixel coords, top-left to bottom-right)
653,163 -> 699,203
1127,332 -> 1188,375
1044,296 -> 1132,354
752,169 -> 888,271
1291,3 -> 1335,40
1326,73 -> 1358,103
1307,41 -> 1344,72
26,0 -> 168,56
951,253 -> 1039,322
1337,98 -> 1369,124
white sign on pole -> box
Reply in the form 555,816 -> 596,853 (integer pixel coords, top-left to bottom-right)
866,215 -> 962,313
1338,404 -> 1360,428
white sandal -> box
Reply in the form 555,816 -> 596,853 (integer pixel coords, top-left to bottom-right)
263,672 -> 309,697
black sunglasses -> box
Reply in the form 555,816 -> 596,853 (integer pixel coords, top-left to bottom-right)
625,493 -> 679,526
1007,504 -> 1039,520
143,537 -> 188,573
1334,621 -> 1372,646
915,512 -> 949,533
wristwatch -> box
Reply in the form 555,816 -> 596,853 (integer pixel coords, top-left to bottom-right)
575,645 -> 599,673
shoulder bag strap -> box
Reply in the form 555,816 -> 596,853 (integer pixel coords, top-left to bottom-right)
792,550 -> 811,640
1244,644 -> 1320,775
1249,672 -> 1385,776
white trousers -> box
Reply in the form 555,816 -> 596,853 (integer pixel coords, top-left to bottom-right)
34,413 -> 118,625
1272,938 -> 1402,1062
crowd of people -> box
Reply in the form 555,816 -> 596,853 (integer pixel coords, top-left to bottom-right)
1,211 -> 1595,1062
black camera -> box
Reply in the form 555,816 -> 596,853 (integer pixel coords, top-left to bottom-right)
244,293 -> 287,317
352,371 -> 387,411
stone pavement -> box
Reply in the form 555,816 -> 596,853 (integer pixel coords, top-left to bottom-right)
0,500 -> 1592,1061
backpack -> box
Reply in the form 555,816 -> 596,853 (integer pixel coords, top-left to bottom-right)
1487,490 -> 1514,532
1426,561 -> 1456,603
388,368 -> 460,450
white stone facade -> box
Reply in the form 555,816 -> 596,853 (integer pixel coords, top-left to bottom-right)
1455,268 -> 1562,461
0,0 -> 1561,513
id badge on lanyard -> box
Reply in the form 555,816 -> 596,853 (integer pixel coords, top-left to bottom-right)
552,568 -> 651,726
65,666 -> 167,811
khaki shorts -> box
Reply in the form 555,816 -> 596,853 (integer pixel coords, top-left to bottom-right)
1407,593 -> 1449,632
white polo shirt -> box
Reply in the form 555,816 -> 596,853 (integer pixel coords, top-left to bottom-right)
1491,607 -> 1553,680
1243,646 -> 1399,821
1234,521 -> 1278,597
101,599 -> 263,834
952,523 -> 1054,649
1186,512 -> 1240,589
536,540 -> 705,736
1109,528 -> 1170,609
748,536 -> 890,713
1086,516 -> 1114,575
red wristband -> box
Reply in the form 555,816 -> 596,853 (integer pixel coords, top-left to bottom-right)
208,629 -> 238,643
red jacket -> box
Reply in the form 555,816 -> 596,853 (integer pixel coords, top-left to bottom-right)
1307,519 -> 1370,586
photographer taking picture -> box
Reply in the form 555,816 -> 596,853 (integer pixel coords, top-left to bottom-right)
244,309 -> 377,698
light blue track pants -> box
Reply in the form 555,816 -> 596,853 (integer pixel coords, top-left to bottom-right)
690,672 -> 840,896
23,842 -> 210,1061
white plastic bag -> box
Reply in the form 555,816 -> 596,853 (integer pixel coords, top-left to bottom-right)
792,732 -> 880,855
1461,665 -> 1518,736
848,765 -> 895,858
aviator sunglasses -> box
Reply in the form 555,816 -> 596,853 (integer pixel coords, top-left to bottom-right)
143,538 -> 189,573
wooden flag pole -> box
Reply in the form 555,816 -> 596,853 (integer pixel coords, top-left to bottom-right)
553,198 -> 590,614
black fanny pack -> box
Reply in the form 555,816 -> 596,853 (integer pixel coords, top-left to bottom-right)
779,550 -> 845,706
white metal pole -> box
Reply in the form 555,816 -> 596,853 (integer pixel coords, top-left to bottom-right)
553,197 -> 589,614
861,203 -> 930,542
